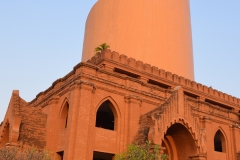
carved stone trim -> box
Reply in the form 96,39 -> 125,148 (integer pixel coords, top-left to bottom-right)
232,123 -> 240,129
124,95 -> 142,105
47,95 -> 60,105
74,80 -> 96,93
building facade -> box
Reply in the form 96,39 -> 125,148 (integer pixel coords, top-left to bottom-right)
0,50 -> 240,160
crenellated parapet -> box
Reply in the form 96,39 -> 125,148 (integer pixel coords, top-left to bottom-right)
25,49 -> 240,116
87,49 -> 240,109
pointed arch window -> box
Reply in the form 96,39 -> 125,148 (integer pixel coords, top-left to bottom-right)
214,130 -> 226,152
60,102 -> 69,129
95,101 -> 115,130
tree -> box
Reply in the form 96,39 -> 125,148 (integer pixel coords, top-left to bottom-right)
115,141 -> 168,160
94,43 -> 110,55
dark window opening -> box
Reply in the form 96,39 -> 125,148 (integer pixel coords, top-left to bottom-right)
114,68 -> 140,78
148,79 -> 170,89
93,151 -> 114,160
205,99 -> 232,110
57,151 -> 64,160
65,114 -> 68,128
214,130 -> 226,152
60,102 -> 69,129
96,101 -> 114,130
184,91 -> 198,99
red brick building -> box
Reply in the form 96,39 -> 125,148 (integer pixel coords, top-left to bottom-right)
1,1 -> 240,160
1,50 -> 240,160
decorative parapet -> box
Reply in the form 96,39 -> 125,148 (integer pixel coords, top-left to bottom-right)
87,49 -> 240,107
30,49 -> 240,111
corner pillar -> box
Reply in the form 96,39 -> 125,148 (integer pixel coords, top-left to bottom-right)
45,96 -> 60,151
68,80 -> 95,160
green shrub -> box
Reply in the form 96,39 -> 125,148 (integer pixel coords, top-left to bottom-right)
115,141 -> 168,160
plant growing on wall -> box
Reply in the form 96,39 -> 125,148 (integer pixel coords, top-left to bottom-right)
0,147 -> 52,160
94,43 -> 110,55
0,147 -> 17,160
115,141 -> 168,160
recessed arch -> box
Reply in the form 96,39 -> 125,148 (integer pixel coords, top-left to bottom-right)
162,122 -> 198,160
59,99 -> 70,129
95,97 -> 120,131
214,128 -> 227,153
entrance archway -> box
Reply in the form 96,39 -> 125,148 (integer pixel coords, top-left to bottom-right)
162,123 -> 198,160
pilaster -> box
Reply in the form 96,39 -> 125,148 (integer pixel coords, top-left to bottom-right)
69,80 -> 95,160
201,116 -> 214,160
64,80 -> 82,159
230,124 -> 240,160
174,86 -> 184,118
45,95 -> 60,151
124,95 -> 142,144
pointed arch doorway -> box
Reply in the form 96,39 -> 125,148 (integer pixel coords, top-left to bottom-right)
162,123 -> 198,160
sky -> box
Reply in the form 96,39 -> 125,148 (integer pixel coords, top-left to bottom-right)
0,1 -> 239,121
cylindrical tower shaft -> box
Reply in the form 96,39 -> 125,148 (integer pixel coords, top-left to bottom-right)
82,0 -> 194,80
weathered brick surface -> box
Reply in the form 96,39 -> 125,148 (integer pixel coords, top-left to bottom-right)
133,115 -> 149,145
18,104 -> 47,149
0,50 -> 240,160
237,153 -> 240,160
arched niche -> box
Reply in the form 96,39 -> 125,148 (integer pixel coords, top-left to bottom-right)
162,123 -> 198,160
95,100 -> 117,131
59,101 -> 69,129
214,129 -> 226,153
0,123 -> 10,148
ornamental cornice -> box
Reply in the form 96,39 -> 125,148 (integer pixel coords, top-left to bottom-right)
31,75 -> 81,107
71,80 -> 96,93
190,103 -> 239,122
73,62 -> 99,71
47,95 -> 60,105
84,73 -> 167,101
124,95 -> 142,104
88,50 -> 240,108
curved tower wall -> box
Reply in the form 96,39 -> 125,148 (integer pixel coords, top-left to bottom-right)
82,0 -> 194,80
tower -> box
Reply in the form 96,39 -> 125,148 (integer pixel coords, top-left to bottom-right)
82,0 -> 194,80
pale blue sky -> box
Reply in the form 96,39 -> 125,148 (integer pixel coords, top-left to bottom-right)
0,1 -> 239,121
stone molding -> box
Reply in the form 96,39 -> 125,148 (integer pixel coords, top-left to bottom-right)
188,98 -> 239,122
28,49 -> 240,120
87,49 -> 240,107
74,80 -> 96,93
124,95 -> 142,106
